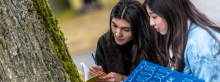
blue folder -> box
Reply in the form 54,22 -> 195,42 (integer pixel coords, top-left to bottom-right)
124,60 -> 204,82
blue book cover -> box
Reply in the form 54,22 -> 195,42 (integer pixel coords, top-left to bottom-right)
124,60 -> 204,82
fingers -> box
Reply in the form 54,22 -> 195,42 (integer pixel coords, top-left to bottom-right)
89,64 -> 99,78
92,64 -> 103,73
96,66 -> 103,73
99,74 -> 114,79
96,79 -> 116,82
89,70 -> 98,78
88,64 -> 105,79
90,64 -> 98,72
96,74 -> 115,82
96,72 -> 120,82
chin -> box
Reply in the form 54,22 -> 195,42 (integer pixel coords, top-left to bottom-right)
160,32 -> 167,35
116,42 -> 125,45
116,43 -> 124,45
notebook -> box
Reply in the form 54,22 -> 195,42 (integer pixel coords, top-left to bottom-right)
124,60 -> 204,82
80,62 -> 107,82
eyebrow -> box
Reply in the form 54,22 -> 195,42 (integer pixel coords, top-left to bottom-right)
112,21 -> 131,29
148,12 -> 155,15
112,21 -> 117,26
122,27 -> 131,29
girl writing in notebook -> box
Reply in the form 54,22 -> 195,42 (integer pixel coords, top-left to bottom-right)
143,0 -> 220,81
88,0 -> 167,81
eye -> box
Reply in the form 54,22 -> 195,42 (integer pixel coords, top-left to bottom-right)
124,28 -> 130,32
152,16 -> 157,19
113,24 -> 117,27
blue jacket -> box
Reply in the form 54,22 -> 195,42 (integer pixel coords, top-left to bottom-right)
183,23 -> 220,82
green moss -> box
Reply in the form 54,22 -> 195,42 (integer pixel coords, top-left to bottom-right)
25,24 -> 30,31
28,4 -> 35,12
32,0 -> 82,82
47,75 -> 52,82
32,23 -> 35,28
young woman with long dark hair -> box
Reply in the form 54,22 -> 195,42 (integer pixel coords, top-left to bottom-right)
88,0 -> 166,81
143,0 -> 220,81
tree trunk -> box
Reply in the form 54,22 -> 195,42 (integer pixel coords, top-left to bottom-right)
0,0 -> 82,82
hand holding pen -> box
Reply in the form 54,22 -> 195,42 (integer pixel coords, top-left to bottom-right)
89,51 -> 103,78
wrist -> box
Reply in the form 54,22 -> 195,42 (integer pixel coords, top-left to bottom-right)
118,74 -> 127,81
120,74 -> 124,81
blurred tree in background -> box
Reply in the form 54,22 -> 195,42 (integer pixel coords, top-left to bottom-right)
0,0 -> 82,82
48,0 -> 71,16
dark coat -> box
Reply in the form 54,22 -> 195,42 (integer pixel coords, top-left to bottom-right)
95,33 -> 135,76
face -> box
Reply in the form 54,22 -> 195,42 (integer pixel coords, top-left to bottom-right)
111,17 -> 133,45
146,6 -> 168,35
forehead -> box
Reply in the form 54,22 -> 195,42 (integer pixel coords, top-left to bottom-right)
146,6 -> 159,16
146,6 -> 154,14
112,17 -> 130,27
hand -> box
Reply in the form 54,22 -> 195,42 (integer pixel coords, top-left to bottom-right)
96,72 -> 122,82
89,64 -> 103,78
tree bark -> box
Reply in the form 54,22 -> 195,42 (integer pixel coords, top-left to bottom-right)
0,0 -> 82,82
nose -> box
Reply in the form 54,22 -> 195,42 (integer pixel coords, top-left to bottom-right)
150,18 -> 156,26
115,29 -> 122,38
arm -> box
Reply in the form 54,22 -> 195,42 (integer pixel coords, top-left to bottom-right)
184,40 -> 219,82
95,35 -> 108,73
89,34 -> 108,78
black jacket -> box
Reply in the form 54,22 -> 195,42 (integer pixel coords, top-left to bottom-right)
95,32 -> 135,76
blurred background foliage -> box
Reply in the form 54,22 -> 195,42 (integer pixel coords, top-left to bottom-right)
47,0 -> 144,56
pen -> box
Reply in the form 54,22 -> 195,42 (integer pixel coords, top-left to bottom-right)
91,51 -> 98,66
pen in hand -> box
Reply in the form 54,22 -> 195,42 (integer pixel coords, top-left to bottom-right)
91,51 -> 98,66
91,51 -> 102,74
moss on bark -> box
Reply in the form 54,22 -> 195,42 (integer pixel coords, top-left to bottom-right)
31,0 -> 82,82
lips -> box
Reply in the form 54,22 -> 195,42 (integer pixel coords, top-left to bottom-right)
157,29 -> 160,32
116,38 -> 123,41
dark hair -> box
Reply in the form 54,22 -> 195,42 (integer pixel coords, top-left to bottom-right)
143,0 -> 220,72
107,0 -> 166,67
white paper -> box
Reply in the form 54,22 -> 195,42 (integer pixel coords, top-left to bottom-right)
80,62 -> 90,81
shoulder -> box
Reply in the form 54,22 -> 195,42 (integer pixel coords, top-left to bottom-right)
184,23 -> 220,81
97,31 -> 109,45
188,23 -> 211,40
186,23 -> 212,55
186,23 -> 220,56
188,23 -> 220,43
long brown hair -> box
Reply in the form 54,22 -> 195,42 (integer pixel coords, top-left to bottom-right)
143,0 -> 220,72
107,0 -> 167,67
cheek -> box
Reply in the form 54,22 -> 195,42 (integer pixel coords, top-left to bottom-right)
125,32 -> 133,40
164,25 -> 168,31
111,27 -> 116,34
162,21 -> 168,31
129,33 -> 133,39
157,19 -> 168,29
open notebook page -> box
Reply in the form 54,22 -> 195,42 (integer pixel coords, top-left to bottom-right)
80,62 -> 90,81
